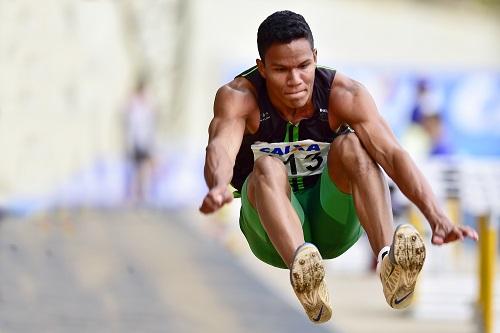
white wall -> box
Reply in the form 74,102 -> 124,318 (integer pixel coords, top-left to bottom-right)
0,0 -> 132,202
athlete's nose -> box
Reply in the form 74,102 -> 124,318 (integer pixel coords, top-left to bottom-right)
287,69 -> 301,86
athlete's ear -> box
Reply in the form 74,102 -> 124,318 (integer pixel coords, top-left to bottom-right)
313,49 -> 318,64
256,59 -> 266,79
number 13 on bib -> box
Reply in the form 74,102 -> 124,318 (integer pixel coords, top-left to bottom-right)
251,139 -> 331,178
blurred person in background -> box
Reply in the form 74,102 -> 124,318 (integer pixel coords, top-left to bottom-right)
123,78 -> 156,206
410,79 -> 435,125
401,79 -> 440,159
403,78 -> 454,157
421,112 -> 455,156
199,10 -> 477,324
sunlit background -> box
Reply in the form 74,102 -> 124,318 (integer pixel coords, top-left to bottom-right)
0,0 -> 499,332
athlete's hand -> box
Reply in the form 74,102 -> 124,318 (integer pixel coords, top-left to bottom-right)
430,216 -> 478,245
199,185 -> 233,214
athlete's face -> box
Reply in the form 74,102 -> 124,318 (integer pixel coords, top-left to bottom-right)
257,38 -> 317,110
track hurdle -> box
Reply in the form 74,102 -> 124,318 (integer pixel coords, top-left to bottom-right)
477,213 -> 497,333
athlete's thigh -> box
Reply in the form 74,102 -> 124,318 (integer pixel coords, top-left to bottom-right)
239,175 -> 308,268
326,127 -> 359,194
307,167 -> 362,259
246,155 -> 290,208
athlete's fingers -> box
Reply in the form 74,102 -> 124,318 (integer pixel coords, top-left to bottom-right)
213,194 -> 223,206
431,224 -> 446,245
199,194 -> 222,214
199,188 -> 233,214
445,230 -> 463,243
432,224 -> 457,245
459,226 -> 478,241
210,187 -> 233,206
222,189 -> 234,204
444,225 -> 464,243
200,200 -> 221,214
199,199 -> 213,214
432,223 -> 478,245
431,235 -> 443,245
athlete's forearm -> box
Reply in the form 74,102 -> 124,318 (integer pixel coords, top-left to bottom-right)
204,141 -> 235,190
388,150 -> 445,224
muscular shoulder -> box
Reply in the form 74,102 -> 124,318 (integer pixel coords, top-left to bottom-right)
328,72 -> 373,125
216,78 -> 258,114
330,72 -> 364,112
215,77 -> 260,133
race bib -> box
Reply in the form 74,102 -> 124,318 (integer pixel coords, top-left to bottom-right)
251,139 -> 330,178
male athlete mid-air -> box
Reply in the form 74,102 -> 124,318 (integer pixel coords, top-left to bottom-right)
200,10 -> 478,323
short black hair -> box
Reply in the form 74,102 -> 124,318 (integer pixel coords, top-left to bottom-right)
257,10 -> 314,61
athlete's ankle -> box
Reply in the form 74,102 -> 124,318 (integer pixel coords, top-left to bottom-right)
287,242 -> 307,269
376,246 -> 390,274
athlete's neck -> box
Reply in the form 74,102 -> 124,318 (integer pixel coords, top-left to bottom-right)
273,101 -> 315,125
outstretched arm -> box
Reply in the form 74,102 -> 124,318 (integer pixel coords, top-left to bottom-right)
199,82 -> 254,214
331,73 -> 478,244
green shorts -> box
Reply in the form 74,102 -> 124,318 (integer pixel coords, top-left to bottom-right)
239,167 -> 362,269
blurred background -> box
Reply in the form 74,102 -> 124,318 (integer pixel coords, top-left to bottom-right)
0,0 -> 499,332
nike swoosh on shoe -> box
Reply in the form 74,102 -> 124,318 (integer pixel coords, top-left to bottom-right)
394,292 -> 413,305
313,305 -> 324,322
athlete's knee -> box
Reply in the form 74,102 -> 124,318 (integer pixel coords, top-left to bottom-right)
332,133 -> 377,175
249,156 -> 289,199
253,155 -> 287,179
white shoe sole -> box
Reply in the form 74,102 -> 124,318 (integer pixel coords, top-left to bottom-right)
388,224 -> 426,308
290,243 -> 332,323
